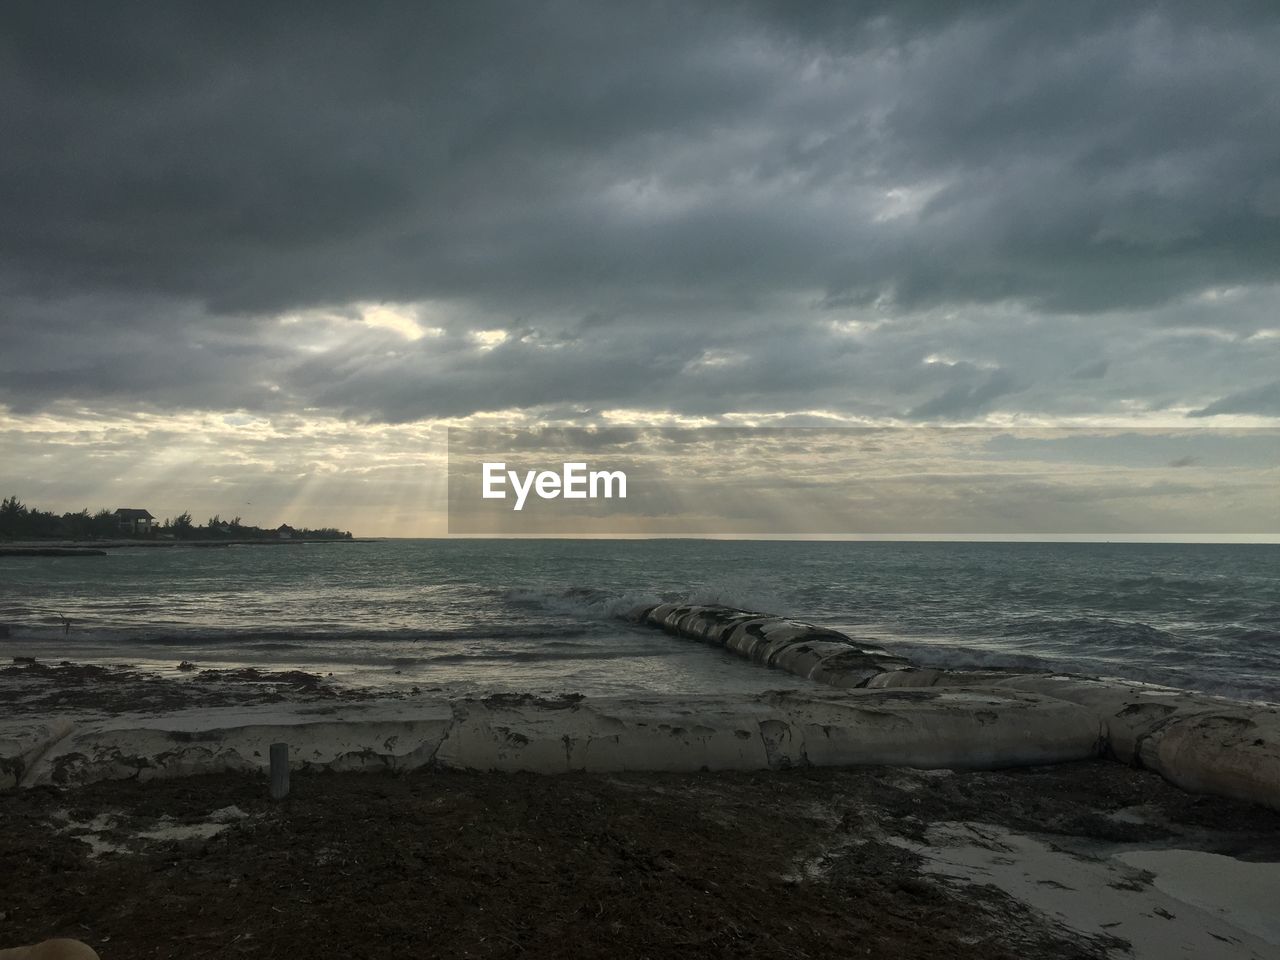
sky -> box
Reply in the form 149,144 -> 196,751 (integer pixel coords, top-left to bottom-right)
2,1 -> 1278,536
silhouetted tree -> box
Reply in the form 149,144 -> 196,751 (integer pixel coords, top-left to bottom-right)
172,511 -> 195,539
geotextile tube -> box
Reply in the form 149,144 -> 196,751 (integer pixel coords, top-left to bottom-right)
636,602 -> 1280,812
5,691 -> 1102,788
632,603 -> 912,687
4,604 -> 1276,813
869,668 -> 1280,814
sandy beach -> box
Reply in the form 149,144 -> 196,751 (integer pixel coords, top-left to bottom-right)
4,752 -> 1280,959
4,656 -> 1280,958
4,600 -> 1278,960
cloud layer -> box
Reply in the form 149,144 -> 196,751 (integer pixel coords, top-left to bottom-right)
3,2 -> 1279,528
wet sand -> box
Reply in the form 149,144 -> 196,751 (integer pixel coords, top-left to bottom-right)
0,659 -> 383,717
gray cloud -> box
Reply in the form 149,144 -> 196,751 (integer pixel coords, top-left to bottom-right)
1,1 -> 1279,425
1070,360 -> 1109,380
1190,381 -> 1280,417
908,368 -> 1024,420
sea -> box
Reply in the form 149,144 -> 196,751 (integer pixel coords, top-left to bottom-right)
2,540 -> 1278,703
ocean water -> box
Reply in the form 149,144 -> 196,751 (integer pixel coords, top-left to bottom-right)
2,540 -> 1278,702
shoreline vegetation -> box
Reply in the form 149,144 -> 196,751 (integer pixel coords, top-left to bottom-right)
0,495 -> 354,544
0,539 -> 375,557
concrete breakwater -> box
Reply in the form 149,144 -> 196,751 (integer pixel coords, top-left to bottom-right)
634,602 -> 1280,812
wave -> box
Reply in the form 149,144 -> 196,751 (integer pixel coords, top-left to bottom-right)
7,544 -> 1277,704
996,616 -> 1184,649
419,648 -> 668,665
502,579 -> 794,621
503,586 -> 661,619
3,621 -> 597,647
857,638 -> 1278,704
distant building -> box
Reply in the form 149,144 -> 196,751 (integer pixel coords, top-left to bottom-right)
276,524 -> 297,540
113,508 -> 155,535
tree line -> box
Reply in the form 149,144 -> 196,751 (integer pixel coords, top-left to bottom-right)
0,496 -> 353,541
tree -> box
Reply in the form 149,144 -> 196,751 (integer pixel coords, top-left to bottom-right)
0,495 -> 27,538
90,509 -> 116,538
0,496 -> 59,539
60,509 -> 93,540
172,511 -> 194,539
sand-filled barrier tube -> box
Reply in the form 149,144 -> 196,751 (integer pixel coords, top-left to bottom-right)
0,718 -> 74,790
6,690 -> 1101,788
3,605 -> 1276,814
633,603 -> 911,687
869,669 -> 1280,813
637,603 -> 1280,812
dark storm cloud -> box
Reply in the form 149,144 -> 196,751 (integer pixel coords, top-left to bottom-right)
2,0 -> 1279,422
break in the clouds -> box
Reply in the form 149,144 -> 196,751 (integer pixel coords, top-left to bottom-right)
2,2 -> 1279,531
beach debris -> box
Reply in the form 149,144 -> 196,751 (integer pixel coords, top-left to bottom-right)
45,803 -> 258,859
194,666 -> 338,693
0,660 -> 375,721
4,760 -> 1277,959
210,804 -> 249,822
136,816 -> 234,843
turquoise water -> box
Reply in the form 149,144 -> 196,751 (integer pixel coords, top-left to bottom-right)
2,540 -> 1278,701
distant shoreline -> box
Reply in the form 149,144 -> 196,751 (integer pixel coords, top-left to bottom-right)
0,538 -> 379,555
